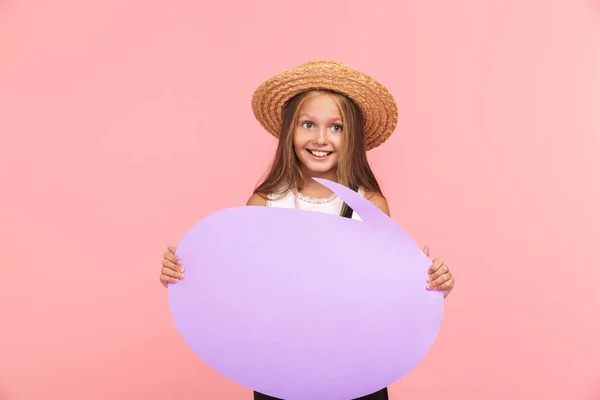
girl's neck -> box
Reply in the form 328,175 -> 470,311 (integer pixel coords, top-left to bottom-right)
299,168 -> 337,198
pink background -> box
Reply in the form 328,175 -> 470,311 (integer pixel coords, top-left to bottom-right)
1,0 -> 599,399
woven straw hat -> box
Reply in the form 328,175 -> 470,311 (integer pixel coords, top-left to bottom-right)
251,60 -> 399,151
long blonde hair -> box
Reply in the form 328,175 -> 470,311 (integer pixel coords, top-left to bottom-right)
254,90 -> 383,211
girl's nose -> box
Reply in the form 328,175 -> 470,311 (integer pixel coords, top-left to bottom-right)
314,128 -> 327,145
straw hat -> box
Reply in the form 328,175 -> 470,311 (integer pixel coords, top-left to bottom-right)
251,60 -> 399,151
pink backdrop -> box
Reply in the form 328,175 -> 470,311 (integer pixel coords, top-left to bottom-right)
1,0 -> 599,399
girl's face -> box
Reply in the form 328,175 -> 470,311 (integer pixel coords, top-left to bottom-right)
293,94 -> 343,178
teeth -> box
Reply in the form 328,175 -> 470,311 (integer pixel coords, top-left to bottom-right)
311,150 -> 329,157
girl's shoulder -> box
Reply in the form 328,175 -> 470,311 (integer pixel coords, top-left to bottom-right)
246,187 -> 293,207
246,193 -> 268,206
363,190 -> 390,217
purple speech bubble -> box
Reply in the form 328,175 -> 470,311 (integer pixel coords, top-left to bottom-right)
169,178 -> 443,400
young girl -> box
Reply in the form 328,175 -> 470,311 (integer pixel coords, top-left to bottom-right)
159,61 -> 455,400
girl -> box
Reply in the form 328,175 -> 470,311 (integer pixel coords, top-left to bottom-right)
159,61 -> 455,400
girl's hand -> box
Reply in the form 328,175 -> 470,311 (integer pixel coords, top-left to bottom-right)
423,245 -> 454,298
160,245 -> 184,288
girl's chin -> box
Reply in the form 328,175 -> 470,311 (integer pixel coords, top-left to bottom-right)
301,163 -> 337,176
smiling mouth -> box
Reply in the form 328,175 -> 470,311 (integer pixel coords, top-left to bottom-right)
307,149 -> 333,157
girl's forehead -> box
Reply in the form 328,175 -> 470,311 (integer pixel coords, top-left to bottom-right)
299,94 -> 341,115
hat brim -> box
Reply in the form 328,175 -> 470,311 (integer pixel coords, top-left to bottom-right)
251,61 -> 398,151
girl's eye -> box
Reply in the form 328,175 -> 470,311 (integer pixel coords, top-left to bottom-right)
331,124 -> 343,132
302,121 -> 314,129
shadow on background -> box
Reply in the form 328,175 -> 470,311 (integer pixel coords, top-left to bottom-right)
0,0 -> 13,13
588,379 -> 600,400
592,388 -> 600,399
0,383 -> 11,400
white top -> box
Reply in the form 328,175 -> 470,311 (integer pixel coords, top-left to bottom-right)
266,188 -> 364,221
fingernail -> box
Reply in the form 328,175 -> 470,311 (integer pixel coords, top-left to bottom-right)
177,260 -> 182,265
426,284 -> 432,289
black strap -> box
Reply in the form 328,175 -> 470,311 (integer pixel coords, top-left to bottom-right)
341,186 -> 358,219
341,203 -> 354,219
